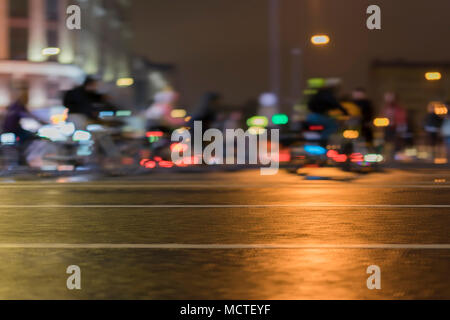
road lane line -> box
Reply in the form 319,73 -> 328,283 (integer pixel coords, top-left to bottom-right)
0,184 -> 449,188
0,204 -> 448,208
0,244 -> 448,249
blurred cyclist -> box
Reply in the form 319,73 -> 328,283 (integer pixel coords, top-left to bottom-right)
145,89 -> 182,131
2,89 -> 42,164
351,87 -> 374,147
382,92 -> 408,158
190,92 -> 222,131
424,102 -> 443,159
63,76 -> 103,121
307,87 -> 348,146
442,106 -> 450,160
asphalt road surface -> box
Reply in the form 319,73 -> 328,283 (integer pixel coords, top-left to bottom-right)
0,168 -> 449,299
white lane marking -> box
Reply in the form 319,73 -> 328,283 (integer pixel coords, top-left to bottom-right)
0,244 -> 448,249
0,184 -> 449,188
0,204 -> 448,208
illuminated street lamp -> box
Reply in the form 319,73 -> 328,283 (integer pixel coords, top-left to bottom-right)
425,72 -> 442,81
311,35 -> 330,46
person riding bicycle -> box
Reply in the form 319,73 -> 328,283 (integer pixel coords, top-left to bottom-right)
64,77 -> 122,163
351,87 -> 375,147
2,89 -> 43,164
63,76 -> 103,121
307,87 -> 348,146
381,92 -> 408,159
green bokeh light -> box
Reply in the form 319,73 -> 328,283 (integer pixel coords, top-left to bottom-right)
272,114 -> 289,125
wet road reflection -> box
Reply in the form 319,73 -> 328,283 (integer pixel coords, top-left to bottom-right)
0,169 -> 448,299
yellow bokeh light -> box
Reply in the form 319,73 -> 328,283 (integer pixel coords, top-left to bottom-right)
50,109 -> 68,124
343,130 -> 359,139
434,105 -> 448,115
434,158 -> 448,165
425,72 -> 442,81
116,78 -> 134,87
42,47 -> 61,56
171,109 -> 187,118
311,35 -> 330,45
373,118 -> 390,127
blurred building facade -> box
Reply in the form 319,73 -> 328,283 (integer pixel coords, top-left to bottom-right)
0,0 -> 133,109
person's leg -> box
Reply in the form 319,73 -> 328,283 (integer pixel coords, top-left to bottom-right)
384,127 -> 396,161
426,132 -> 438,160
92,131 -> 121,159
362,124 -> 374,148
16,129 -> 36,165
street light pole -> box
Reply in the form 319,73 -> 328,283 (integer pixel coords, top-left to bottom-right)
290,48 -> 302,104
268,0 -> 281,114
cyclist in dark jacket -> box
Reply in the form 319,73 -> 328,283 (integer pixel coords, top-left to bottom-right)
63,77 -> 103,120
307,88 -> 348,145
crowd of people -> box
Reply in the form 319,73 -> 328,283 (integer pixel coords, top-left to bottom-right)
1,75 -> 449,167
302,85 -> 449,161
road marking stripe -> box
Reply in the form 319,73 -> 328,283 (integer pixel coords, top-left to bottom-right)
0,244 -> 448,249
0,184 -> 449,189
0,204 -> 448,208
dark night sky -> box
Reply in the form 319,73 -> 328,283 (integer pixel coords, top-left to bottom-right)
130,0 -> 450,108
